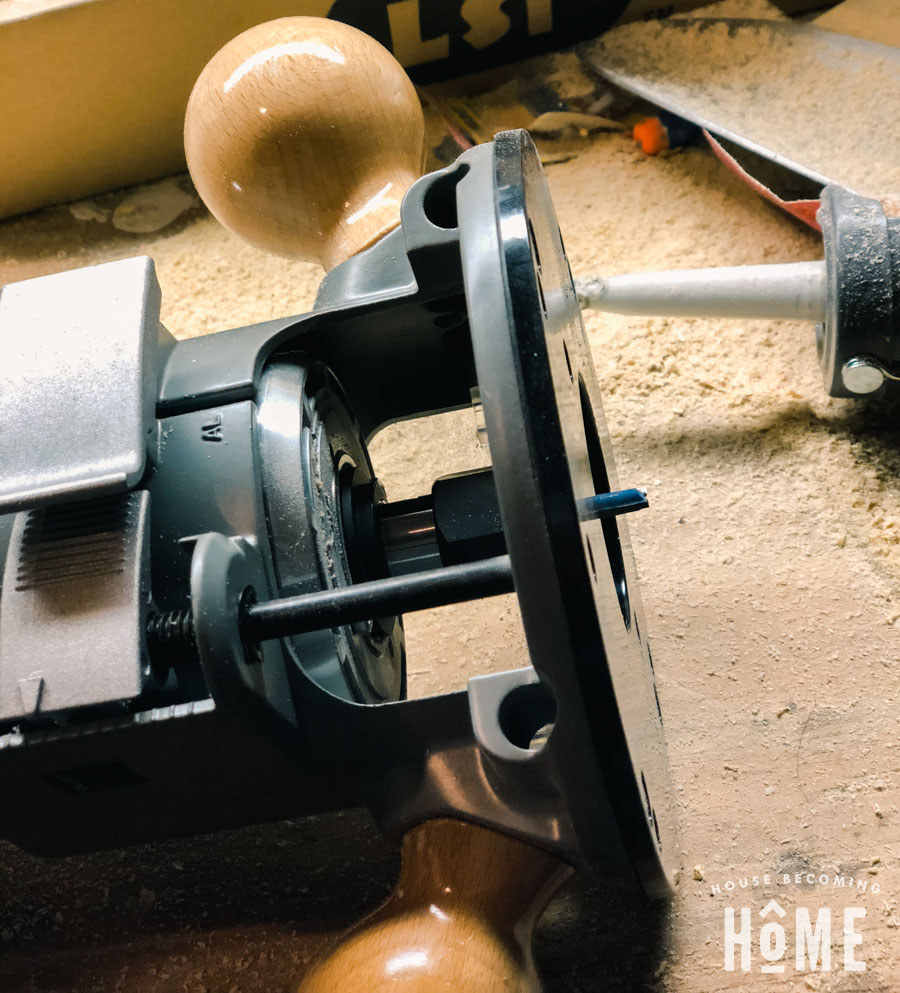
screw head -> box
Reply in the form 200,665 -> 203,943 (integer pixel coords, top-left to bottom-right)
841,356 -> 885,395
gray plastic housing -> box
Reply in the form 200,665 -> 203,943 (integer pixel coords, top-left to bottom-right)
0,257 -> 170,512
0,134 -> 674,899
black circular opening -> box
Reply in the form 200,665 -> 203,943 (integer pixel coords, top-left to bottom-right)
579,378 -> 631,629
527,216 -> 548,316
498,682 -> 557,752
563,339 -> 574,381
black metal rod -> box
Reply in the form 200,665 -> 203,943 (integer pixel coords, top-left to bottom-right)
243,554 -> 515,642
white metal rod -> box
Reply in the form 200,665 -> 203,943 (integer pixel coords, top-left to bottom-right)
577,260 -> 827,322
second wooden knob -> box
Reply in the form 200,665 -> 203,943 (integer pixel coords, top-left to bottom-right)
184,16 -> 425,271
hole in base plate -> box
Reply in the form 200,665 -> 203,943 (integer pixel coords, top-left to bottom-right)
422,163 -> 470,230
498,681 -> 557,752
579,377 -> 631,629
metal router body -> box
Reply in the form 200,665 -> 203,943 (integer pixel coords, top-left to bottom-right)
0,132 -> 675,897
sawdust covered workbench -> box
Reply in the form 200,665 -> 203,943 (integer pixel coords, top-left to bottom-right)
1,45 -> 899,993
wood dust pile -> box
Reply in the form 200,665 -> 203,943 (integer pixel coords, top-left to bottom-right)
591,12 -> 900,198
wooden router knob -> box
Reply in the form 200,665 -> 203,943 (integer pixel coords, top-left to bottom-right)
184,17 -> 425,271
297,819 -> 572,993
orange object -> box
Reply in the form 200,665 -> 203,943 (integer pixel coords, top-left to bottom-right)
704,129 -> 821,231
633,116 -> 669,155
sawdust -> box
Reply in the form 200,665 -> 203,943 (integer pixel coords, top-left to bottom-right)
110,176 -> 200,234
592,14 -> 900,198
691,0 -> 785,15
